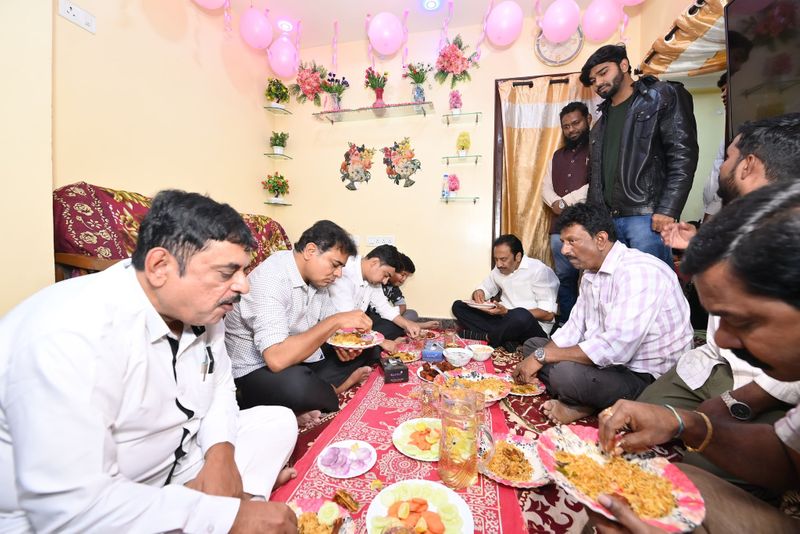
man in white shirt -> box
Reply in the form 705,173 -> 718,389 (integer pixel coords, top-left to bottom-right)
0,191 -> 298,533
514,203 -> 692,424
328,244 -> 422,352
451,234 -> 559,349
225,220 -> 374,414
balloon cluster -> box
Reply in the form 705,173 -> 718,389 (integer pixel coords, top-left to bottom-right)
540,0 -> 645,44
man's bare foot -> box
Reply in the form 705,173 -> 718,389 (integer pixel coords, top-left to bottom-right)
296,410 -> 322,427
335,366 -> 372,394
418,320 -> 440,330
272,467 -> 297,490
541,400 -> 594,424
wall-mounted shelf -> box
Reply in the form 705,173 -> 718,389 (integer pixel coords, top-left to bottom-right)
264,105 -> 292,115
264,198 -> 291,206
442,155 -> 482,166
313,101 -> 434,124
442,111 -> 482,125
440,196 -> 479,204
264,152 -> 292,160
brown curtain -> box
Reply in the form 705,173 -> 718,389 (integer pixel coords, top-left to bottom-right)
496,73 -> 596,266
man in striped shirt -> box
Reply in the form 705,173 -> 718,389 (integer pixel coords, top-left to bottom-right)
513,203 -> 692,424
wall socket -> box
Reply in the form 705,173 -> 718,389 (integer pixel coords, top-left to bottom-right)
366,235 -> 396,246
58,0 -> 96,34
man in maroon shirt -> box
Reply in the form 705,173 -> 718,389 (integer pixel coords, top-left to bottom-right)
541,101 -> 592,323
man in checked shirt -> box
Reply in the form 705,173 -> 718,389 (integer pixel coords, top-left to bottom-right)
513,203 -> 692,424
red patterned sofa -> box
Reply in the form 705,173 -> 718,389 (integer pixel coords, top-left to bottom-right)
53,181 -> 292,280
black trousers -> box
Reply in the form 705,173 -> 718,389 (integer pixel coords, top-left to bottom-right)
366,309 -> 405,340
234,343 -> 380,413
451,300 -> 547,347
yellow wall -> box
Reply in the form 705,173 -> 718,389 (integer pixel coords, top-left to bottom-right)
0,3 -> 54,315
32,1 -> 701,319
683,88 -> 726,221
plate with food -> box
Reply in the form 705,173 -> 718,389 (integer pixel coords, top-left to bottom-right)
289,497 -> 356,534
433,369 -> 512,405
420,329 -> 439,339
366,479 -> 473,534
479,433 -> 549,488
417,362 -> 457,383
392,418 -> 441,461
507,378 -> 547,397
327,329 -> 385,349
391,350 -> 421,363
460,299 -> 497,310
317,440 -> 377,478
537,425 -> 705,533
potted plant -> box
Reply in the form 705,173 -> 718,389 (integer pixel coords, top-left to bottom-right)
270,131 -> 289,155
449,90 -> 462,115
265,78 -> 290,109
364,67 -> 389,108
456,132 -> 471,157
447,173 -> 460,197
403,62 -> 432,103
261,172 -> 290,198
320,72 -> 350,111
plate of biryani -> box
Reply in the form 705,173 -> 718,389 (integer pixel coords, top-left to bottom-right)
328,329 -> 385,349
537,425 -> 705,533
433,369 -> 512,405
507,378 -> 546,397
479,433 -> 549,488
289,497 -> 356,534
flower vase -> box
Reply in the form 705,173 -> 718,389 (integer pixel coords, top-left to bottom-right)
451,107 -> 462,115
412,84 -> 425,104
457,150 -> 468,157
269,101 -> 285,110
449,189 -> 458,197
372,87 -> 386,108
271,146 -> 285,155
327,93 -> 342,112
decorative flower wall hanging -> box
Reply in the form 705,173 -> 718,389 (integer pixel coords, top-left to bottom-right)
289,62 -> 327,106
434,34 -> 479,88
340,143 -> 375,191
382,137 -> 421,188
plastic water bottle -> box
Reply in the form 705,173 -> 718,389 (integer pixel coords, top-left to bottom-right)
441,174 -> 450,199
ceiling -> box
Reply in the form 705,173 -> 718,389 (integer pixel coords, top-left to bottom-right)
234,0 -> 600,49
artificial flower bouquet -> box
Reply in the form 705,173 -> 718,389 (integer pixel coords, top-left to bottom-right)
340,143 -> 376,191
403,62 -> 433,85
265,78 -> 290,105
261,172 -> 289,197
289,62 -> 327,106
434,34 -> 478,88
449,90 -> 462,111
382,137 -> 421,188
364,67 -> 389,89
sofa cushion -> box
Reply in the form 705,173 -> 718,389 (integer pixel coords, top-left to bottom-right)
53,182 -> 291,274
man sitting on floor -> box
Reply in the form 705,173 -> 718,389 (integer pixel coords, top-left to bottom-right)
376,252 -> 440,331
0,190 -> 298,533
638,113 -> 800,476
451,234 -> 559,350
225,220 -> 374,415
513,203 -> 692,424
329,244 -> 421,351
591,182 -> 800,534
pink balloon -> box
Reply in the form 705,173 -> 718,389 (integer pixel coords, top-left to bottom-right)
582,0 -> 623,42
192,0 -> 226,9
541,0 -> 581,44
240,7 -> 273,50
486,0 -> 524,47
617,0 -> 645,5
268,34 -> 298,79
368,12 -> 404,56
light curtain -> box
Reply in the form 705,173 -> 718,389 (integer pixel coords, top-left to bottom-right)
497,73 -> 596,266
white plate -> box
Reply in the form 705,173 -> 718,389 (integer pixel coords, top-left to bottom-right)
461,299 -> 497,310
316,440 -> 377,479
327,329 -> 385,349
366,479 -> 474,534
392,418 -> 441,462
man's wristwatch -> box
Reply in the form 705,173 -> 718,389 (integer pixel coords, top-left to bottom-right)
721,390 -> 753,421
533,347 -> 547,363
557,199 -> 566,210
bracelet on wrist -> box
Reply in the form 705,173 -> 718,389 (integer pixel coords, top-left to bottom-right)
686,411 -> 714,453
664,404 -> 684,439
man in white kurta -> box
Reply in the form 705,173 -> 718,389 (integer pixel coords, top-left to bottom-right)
0,191 -> 297,533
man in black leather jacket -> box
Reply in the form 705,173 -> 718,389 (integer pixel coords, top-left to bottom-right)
580,45 -> 698,264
